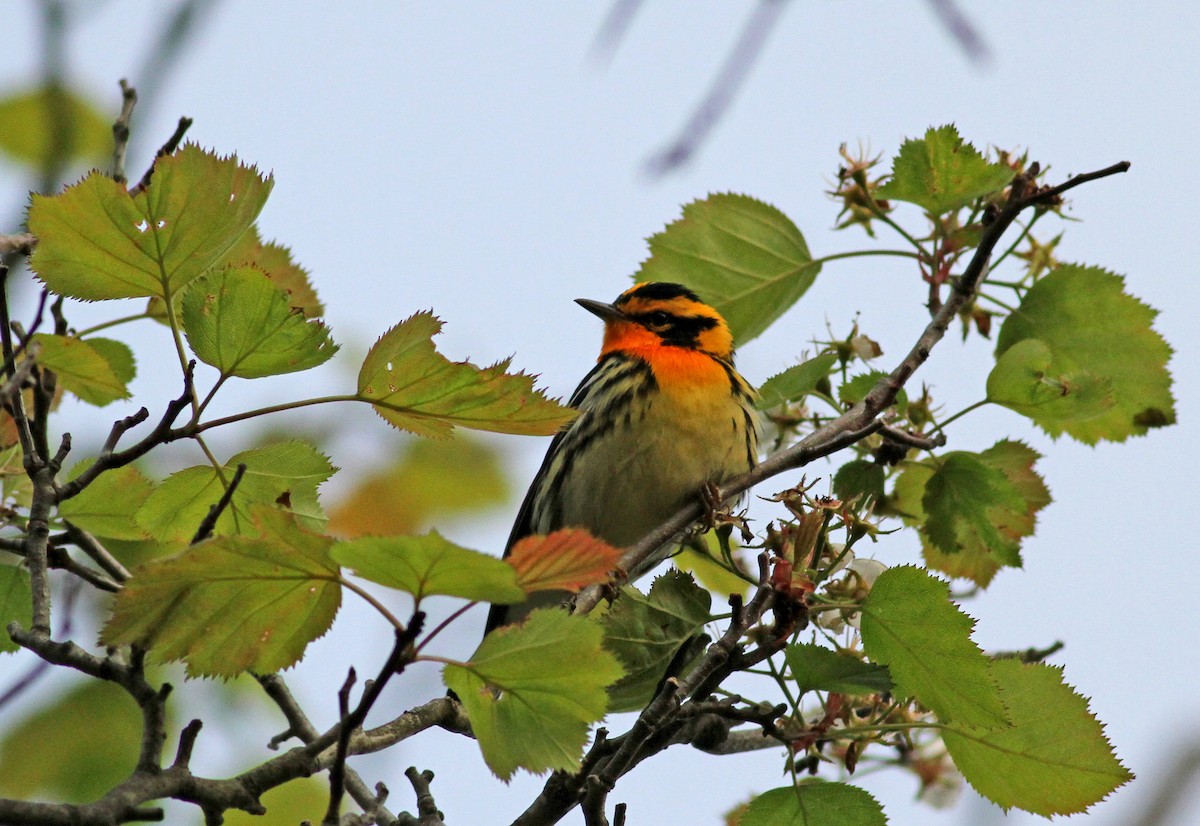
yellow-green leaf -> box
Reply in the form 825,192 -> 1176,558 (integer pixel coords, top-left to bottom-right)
444,608 -> 622,780
102,510 -> 341,677
58,462 -> 153,540
182,266 -> 337,378
741,783 -> 887,826
943,660 -> 1133,815
29,144 -> 272,301
217,225 -> 324,317
331,532 -> 525,604
756,352 -> 838,409
987,338 -> 1114,429
877,125 -> 1014,215
31,334 -> 134,406
0,564 -> 32,653
634,194 -> 820,345
0,85 -> 111,168
357,311 -> 575,438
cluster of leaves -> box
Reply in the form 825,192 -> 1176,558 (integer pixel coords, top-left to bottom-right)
0,125 -> 1172,825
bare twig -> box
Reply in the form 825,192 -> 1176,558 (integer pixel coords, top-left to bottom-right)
0,234 -> 36,256
191,462 -> 247,544
111,79 -> 138,185
132,116 -> 194,194
62,521 -> 132,583
397,768 -> 443,826
878,424 -> 947,452
46,545 -> 121,592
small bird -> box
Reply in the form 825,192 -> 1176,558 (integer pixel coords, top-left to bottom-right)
485,282 -> 760,633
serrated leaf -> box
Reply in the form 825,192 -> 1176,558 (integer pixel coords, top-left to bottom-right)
136,441 -> 335,541
357,311 -> 575,438
601,570 -> 711,713
943,660 -> 1132,815
877,125 -> 1014,215
102,509 -> 341,677
31,334 -> 134,406
634,194 -> 820,345
331,532 -> 524,604
833,460 -> 885,506
217,225 -> 324,317
839,371 -> 907,413
785,644 -> 892,696
328,435 -> 508,537
182,266 -> 337,378
0,680 -> 142,801
29,144 -> 272,301
0,85 -> 111,167
923,441 -> 1050,586
859,566 -> 1007,729
58,461 -> 153,540
923,451 -> 1028,568
444,608 -> 622,780
994,265 -> 1174,443
756,352 -> 838,409
0,564 -> 32,653
987,338 -> 1114,429
507,530 -> 621,593
741,783 -> 887,826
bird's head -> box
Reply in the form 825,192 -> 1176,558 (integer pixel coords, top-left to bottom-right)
577,282 -> 735,361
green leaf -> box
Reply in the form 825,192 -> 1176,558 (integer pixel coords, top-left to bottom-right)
444,608 -> 623,780
987,338 -> 1114,429
31,334 -> 134,406
0,85 -> 111,168
922,441 -> 1050,586
58,462 -> 153,540
217,225 -> 324,317
29,144 -> 273,301
756,352 -> 838,409
136,441 -> 335,541
859,566 -> 1007,729
331,532 -> 525,604
785,643 -> 892,697
923,451 -> 1027,567
329,434 -> 508,537
357,311 -> 576,438
994,265 -> 1175,442
634,193 -> 820,345
182,266 -> 337,378
877,125 -> 1014,215
600,570 -> 712,713
839,371 -> 907,413
0,564 -> 32,653
833,460 -> 885,506
0,680 -> 143,801
102,509 -> 341,677
673,531 -> 751,600
741,783 -> 887,826
224,778 -> 328,826
943,660 -> 1133,816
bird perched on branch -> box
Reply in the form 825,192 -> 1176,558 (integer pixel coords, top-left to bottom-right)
485,282 -> 760,633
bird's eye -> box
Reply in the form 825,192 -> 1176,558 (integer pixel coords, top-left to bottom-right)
646,311 -> 671,326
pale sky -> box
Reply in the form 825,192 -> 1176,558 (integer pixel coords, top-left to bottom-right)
1,3 -> 1197,824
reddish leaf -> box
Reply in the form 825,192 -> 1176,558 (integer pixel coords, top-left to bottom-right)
507,529 -> 621,594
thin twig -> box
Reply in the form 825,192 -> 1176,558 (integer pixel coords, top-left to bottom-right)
62,521 -> 132,583
111,79 -> 138,185
191,462 -> 247,544
0,234 -> 36,256
132,116 -> 194,194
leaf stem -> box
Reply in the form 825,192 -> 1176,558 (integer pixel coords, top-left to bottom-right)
413,601 -> 478,655
75,311 -> 152,337
928,398 -> 990,437
340,577 -> 406,632
810,249 -> 920,266
192,394 -> 360,434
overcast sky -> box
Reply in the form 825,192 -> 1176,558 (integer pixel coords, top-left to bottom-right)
1,3 -> 1197,825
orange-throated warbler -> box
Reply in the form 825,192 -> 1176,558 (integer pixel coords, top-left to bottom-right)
485,282 -> 760,633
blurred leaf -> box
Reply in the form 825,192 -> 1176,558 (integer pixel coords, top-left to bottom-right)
0,85 -> 111,167
833,460 -> 885,506
31,334 -> 134,406
601,570 -> 711,713
331,532 -> 524,604
223,777 -> 328,825
217,225 -> 324,317
877,125 -> 1014,215
634,194 -> 820,345
839,371 -> 907,413
987,339 -> 1113,429
182,266 -> 337,378
29,144 -> 272,301
859,566 -> 1007,729
444,608 -> 622,780
0,680 -> 141,801
136,441 -> 335,541
741,783 -> 887,826
785,643 -> 892,696
0,564 -> 31,653
329,435 -> 507,537
994,265 -> 1174,443
103,509 -> 341,677
756,352 -> 838,409
59,461 -> 153,540
508,529 -> 621,593
358,312 -> 576,438
943,660 -> 1133,815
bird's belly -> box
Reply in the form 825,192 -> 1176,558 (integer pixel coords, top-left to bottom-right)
557,385 -> 754,547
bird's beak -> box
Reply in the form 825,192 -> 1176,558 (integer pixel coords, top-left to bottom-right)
575,298 -> 626,322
